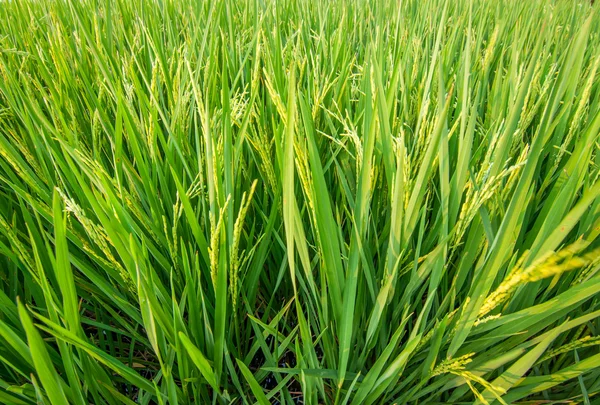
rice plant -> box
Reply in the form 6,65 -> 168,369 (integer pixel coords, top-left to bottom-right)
1,0 -> 600,403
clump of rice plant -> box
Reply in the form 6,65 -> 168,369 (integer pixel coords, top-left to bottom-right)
1,0 -> 600,403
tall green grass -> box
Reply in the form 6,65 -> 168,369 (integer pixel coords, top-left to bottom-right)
1,0 -> 600,403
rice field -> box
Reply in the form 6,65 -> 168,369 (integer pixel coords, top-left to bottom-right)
1,0 -> 600,403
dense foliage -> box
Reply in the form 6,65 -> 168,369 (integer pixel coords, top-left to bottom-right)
1,0 -> 600,403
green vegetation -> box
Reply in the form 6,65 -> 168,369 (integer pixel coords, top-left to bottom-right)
1,0 -> 600,403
